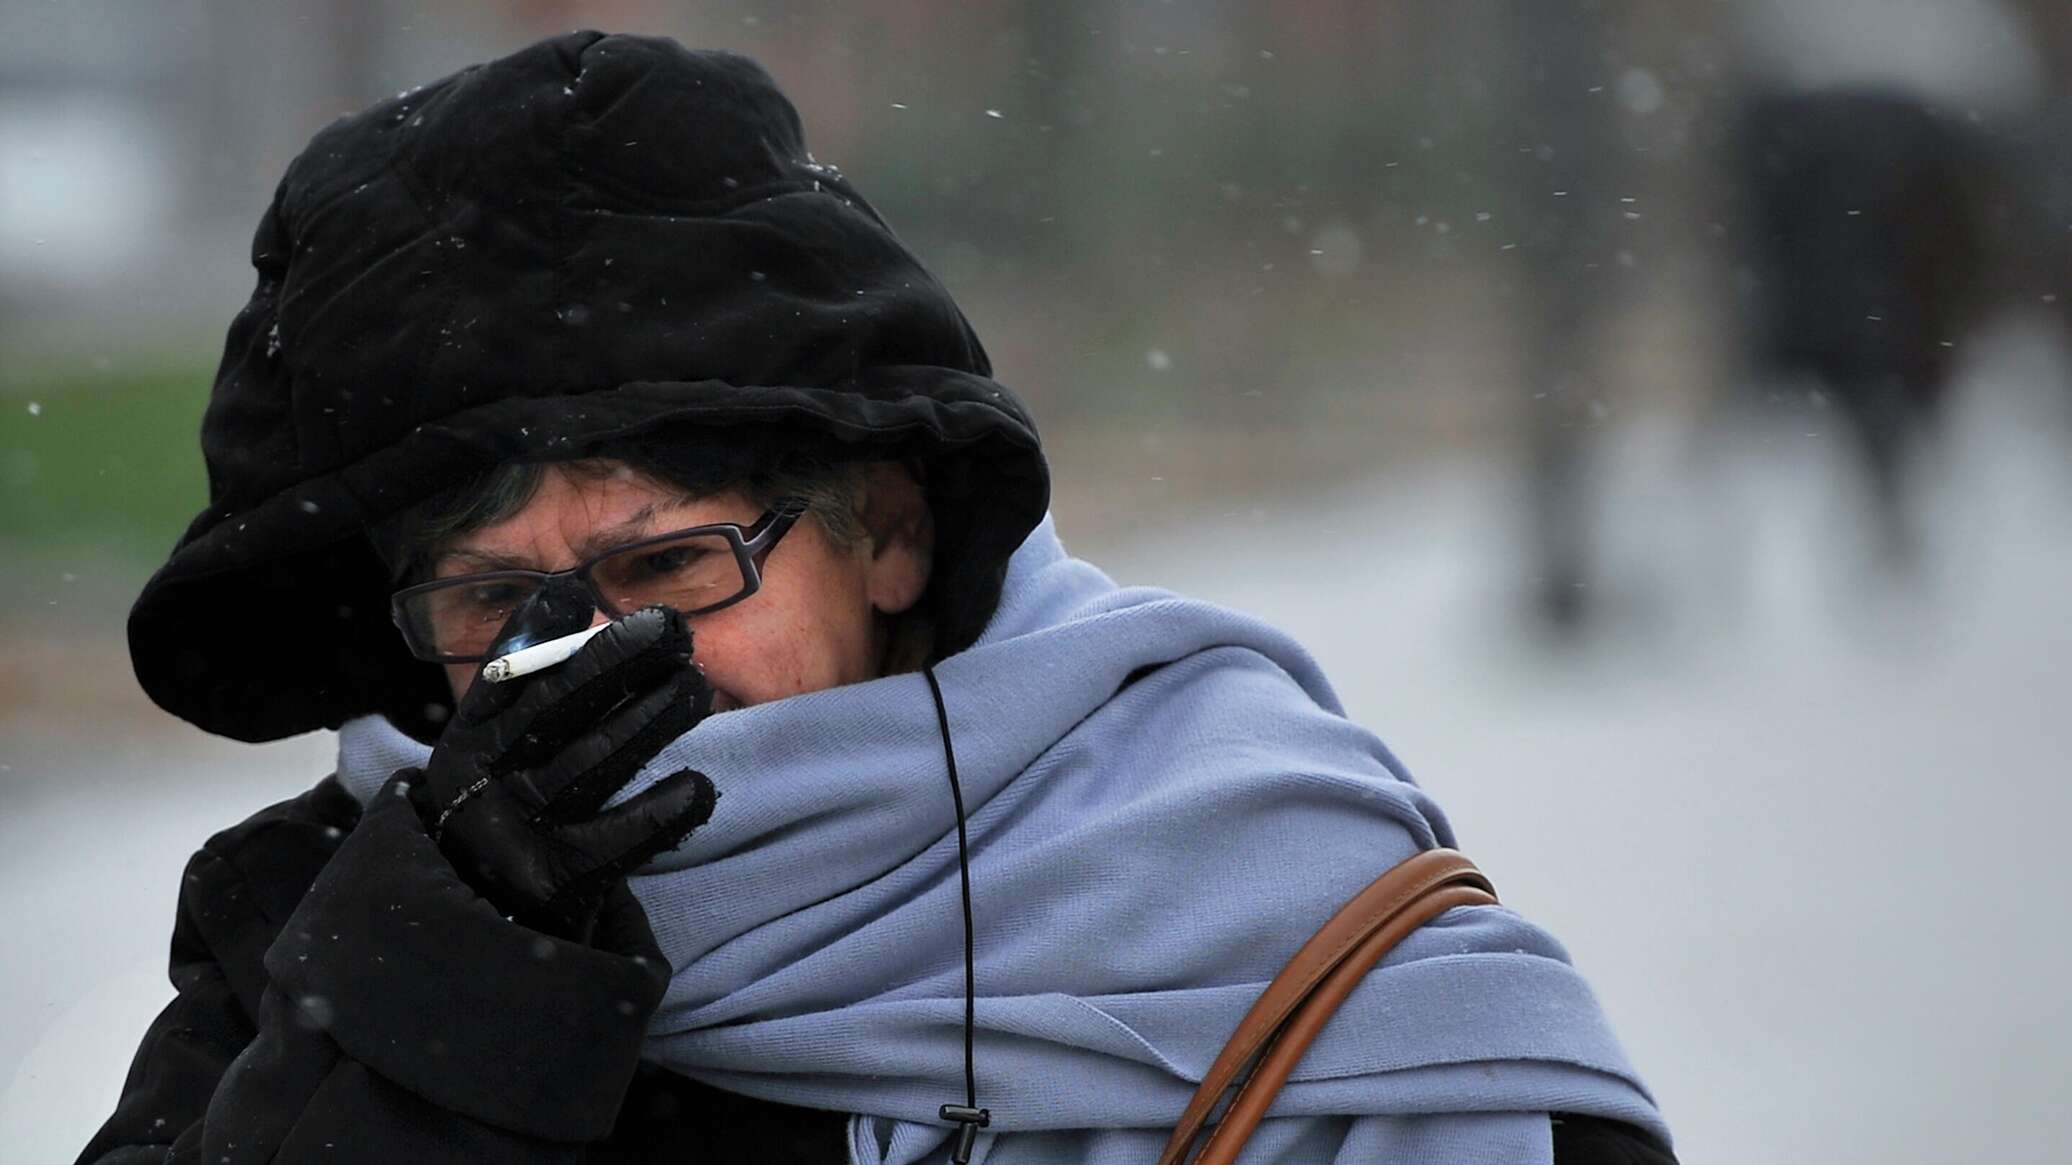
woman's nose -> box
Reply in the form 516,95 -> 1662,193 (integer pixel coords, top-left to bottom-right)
486,574 -> 602,657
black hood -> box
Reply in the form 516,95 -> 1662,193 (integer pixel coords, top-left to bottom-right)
129,31 -> 1048,743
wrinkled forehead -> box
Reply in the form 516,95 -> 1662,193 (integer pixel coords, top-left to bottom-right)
430,462 -> 749,568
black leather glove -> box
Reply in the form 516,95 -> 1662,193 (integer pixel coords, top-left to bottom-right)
407,605 -> 717,941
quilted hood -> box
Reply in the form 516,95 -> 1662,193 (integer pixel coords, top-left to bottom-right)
128,31 -> 1048,742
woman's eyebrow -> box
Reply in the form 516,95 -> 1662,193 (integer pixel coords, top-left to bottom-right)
433,547 -> 534,573
574,503 -> 663,558
433,503 -> 670,574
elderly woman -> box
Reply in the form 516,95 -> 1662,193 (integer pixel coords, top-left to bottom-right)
84,32 -> 1675,1165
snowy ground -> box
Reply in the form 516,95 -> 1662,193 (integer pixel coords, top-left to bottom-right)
6,328 -> 2069,1162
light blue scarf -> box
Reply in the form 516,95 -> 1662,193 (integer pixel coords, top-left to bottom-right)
338,516 -> 1667,1163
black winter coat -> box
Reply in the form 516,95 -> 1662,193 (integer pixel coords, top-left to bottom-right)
78,777 -> 1676,1164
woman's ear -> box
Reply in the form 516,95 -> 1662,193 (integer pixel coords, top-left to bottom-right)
857,461 -> 934,615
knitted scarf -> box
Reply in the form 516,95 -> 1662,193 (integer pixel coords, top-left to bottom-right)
337,516 -> 1667,1164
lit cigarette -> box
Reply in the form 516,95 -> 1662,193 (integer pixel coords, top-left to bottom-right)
480,623 -> 611,683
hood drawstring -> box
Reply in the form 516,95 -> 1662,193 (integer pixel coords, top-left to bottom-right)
923,665 -> 990,1164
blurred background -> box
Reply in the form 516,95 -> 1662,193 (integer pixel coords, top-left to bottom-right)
5,1 -> 2071,1161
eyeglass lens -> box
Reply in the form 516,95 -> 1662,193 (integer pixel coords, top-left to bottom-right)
403,530 -> 749,659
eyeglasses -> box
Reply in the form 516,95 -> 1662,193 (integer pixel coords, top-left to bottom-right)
390,499 -> 809,663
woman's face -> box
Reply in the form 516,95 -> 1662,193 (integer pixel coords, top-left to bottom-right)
430,459 -> 932,710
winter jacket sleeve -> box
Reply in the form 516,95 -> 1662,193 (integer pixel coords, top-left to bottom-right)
70,865 -> 251,1164
74,778 -> 354,1163
73,777 -> 674,1165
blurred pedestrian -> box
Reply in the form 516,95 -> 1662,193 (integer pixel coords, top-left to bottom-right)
1739,90 -> 1991,564
1492,1 -> 1641,632
1729,0 -> 2036,564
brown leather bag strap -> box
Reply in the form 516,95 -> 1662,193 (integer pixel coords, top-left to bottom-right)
1156,849 -> 1498,1165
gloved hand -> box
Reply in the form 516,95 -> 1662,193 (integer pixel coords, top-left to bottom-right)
406,605 -> 717,941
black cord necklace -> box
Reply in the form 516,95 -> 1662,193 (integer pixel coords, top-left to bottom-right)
922,665 -> 990,1164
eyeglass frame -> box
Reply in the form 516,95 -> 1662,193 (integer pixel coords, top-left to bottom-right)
388,497 -> 811,663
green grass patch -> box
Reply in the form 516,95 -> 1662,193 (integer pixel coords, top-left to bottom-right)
0,356 -> 218,564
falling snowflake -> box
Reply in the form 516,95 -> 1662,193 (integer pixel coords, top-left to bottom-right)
295,994 -> 335,1030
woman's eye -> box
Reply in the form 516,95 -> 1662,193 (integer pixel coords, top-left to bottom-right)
637,547 -> 699,575
462,582 -> 526,609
